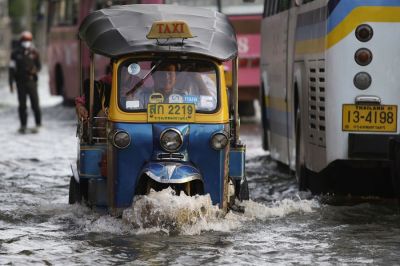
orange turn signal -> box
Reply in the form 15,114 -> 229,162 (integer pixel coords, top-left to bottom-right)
355,48 -> 372,66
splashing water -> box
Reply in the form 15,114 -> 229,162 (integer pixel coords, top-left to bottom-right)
240,198 -> 320,221
120,188 -> 319,235
122,188 -> 231,235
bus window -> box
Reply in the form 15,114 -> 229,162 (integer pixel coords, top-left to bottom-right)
278,0 -> 290,12
50,0 -> 79,26
220,0 -> 264,15
95,0 -> 141,9
264,0 -> 279,17
165,0 -> 218,11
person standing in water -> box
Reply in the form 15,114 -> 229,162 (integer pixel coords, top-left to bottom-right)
9,31 -> 42,134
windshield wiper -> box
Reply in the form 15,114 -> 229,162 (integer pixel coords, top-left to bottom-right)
125,59 -> 163,96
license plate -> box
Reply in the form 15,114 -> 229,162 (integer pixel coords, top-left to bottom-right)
148,103 -> 195,122
342,104 -> 397,132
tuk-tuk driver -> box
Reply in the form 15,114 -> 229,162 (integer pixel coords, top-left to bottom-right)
124,62 -> 179,108
153,63 -> 177,97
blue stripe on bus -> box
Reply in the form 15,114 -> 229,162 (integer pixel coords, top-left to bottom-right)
295,20 -> 326,42
328,0 -> 400,33
328,0 -> 341,15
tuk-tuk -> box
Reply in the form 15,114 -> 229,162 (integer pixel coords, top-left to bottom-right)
69,4 -> 248,214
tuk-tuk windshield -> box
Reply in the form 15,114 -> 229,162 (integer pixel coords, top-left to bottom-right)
118,59 -> 218,112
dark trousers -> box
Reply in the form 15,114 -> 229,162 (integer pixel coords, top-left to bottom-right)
16,81 -> 41,127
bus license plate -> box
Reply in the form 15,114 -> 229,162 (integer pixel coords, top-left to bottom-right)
148,103 -> 195,122
342,104 -> 397,132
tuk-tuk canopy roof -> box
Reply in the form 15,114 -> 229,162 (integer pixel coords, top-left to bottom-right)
78,4 -> 238,61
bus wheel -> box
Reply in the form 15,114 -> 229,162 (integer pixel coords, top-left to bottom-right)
55,64 -> 73,105
55,64 -> 64,96
68,176 -> 81,204
260,82 -> 269,150
295,107 -> 308,191
238,100 -> 255,116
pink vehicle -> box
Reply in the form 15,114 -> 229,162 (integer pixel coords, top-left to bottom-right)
227,14 -> 261,115
47,0 -> 161,103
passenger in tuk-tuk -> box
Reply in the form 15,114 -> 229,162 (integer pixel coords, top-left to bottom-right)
75,62 -> 112,121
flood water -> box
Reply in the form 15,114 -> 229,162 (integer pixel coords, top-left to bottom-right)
1,72 -> 400,265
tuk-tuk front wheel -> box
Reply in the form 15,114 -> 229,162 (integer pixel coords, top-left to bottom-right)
136,175 -> 204,197
68,176 -> 81,204
234,177 -> 249,201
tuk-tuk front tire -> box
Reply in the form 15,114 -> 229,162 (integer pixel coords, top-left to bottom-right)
235,177 -> 249,201
68,176 -> 81,204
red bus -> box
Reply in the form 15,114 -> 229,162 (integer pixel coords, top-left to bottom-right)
47,0 -> 161,103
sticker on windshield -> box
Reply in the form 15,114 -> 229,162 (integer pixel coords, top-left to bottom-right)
183,95 -> 198,104
149,93 -> 164,103
169,94 -> 183,103
126,100 -> 140,109
127,63 -> 141,75
200,96 -> 214,109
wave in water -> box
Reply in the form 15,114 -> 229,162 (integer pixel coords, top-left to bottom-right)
2,188 -> 319,237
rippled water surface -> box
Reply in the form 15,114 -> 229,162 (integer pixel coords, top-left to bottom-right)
1,73 -> 400,265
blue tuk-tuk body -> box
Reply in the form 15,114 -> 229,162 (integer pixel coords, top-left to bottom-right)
70,4 -> 248,214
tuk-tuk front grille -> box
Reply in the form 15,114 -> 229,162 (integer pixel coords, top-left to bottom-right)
158,153 -> 185,160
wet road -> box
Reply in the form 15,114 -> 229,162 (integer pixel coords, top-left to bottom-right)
1,74 -> 400,265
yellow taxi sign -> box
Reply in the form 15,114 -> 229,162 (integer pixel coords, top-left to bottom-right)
147,20 -> 194,39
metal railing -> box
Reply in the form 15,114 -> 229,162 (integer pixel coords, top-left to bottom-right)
78,116 -> 108,144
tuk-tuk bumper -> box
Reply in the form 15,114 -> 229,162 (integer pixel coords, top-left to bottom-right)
141,161 -> 202,184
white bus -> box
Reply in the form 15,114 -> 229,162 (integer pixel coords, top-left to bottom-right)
260,0 -> 400,197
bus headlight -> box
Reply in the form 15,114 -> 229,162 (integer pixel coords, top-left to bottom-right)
355,48 -> 372,66
160,128 -> 183,152
109,130 -> 131,149
355,24 -> 373,42
210,132 -> 229,150
354,72 -> 372,90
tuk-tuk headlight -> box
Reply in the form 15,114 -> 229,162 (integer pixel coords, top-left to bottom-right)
160,128 -> 183,152
210,132 -> 229,150
109,130 -> 131,149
